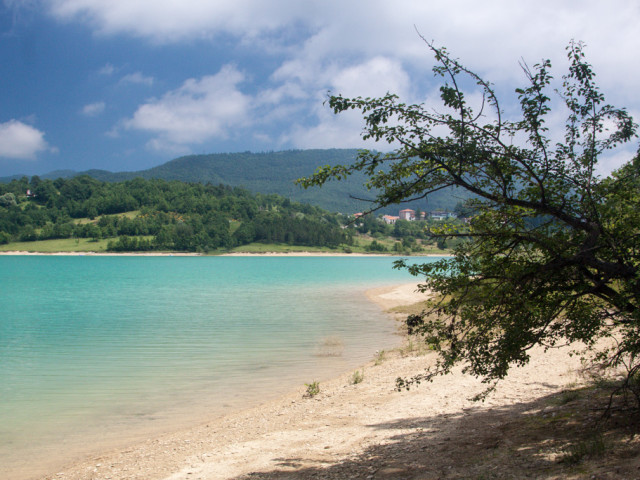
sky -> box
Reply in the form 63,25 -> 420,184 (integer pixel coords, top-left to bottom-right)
1,0 -> 639,178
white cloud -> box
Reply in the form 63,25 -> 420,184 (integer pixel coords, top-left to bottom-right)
47,0 -> 318,43
145,138 -> 191,155
0,120 -> 51,159
98,63 -> 115,75
45,0 -> 640,173
330,57 -> 410,99
120,72 -> 154,86
269,56 -> 412,150
596,147 -> 636,177
43,1 -> 640,89
123,65 -> 251,152
81,101 -> 106,116
45,1 -> 640,101
281,101 -> 378,151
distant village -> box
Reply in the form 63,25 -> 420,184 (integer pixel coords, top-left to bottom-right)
354,208 -> 458,224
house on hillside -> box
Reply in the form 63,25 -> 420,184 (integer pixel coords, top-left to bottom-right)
430,211 -> 448,221
382,215 -> 399,224
429,211 -> 458,221
399,209 -> 415,221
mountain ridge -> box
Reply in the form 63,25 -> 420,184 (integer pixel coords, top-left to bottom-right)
0,149 -> 464,214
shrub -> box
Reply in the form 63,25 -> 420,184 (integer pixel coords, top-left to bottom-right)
304,381 -> 320,398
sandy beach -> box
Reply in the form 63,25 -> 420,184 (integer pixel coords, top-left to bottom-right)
23,282 -> 629,480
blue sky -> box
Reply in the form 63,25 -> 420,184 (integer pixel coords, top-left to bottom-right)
1,0 -> 639,177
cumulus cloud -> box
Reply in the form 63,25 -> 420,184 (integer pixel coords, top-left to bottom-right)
81,101 -> 106,116
330,57 -> 410,99
124,65 -> 251,151
47,0 -> 317,43
282,106 -> 375,151
45,0 -> 639,172
45,1 -> 640,105
46,1 -> 640,77
120,72 -> 154,86
0,120 -> 50,159
269,56 -> 412,150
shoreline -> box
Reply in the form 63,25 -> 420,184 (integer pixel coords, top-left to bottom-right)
0,250 -> 449,257
0,250 -> 203,256
31,280 -> 592,480
8,282 -> 422,480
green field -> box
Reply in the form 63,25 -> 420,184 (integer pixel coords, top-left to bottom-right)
0,238 -> 112,253
224,243 -> 345,254
0,240 -> 344,255
0,238 -> 449,256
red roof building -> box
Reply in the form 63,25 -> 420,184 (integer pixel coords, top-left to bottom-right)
399,209 -> 415,220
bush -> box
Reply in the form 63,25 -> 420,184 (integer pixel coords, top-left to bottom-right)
304,381 -> 320,398
350,370 -> 364,385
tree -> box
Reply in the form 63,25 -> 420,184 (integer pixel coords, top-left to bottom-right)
0,192 -> 17,207
299,40 -> 640,399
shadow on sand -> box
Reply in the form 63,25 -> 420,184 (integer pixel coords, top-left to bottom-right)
233,386 -> 640,479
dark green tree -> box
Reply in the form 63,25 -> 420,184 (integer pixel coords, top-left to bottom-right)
299,40 -> 640,398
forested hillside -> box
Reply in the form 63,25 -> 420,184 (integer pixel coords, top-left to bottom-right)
0,150 -> 466,214
0,176 -> 350,253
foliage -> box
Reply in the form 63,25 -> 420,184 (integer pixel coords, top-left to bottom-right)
0,176 -> 349,253
365,239 -> 387,252
0,150 -> 469,215
299,39 -> 639,397
304,380 -> 320,397
374,350 -> 386,366
0,192 -> 17,207
350,369 -> 365,385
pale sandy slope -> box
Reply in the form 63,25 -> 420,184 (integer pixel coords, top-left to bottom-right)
44,284 -> 587,480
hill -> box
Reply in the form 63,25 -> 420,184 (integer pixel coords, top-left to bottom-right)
0,149 -> 467,214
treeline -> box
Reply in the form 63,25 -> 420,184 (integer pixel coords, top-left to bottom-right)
0,175 -> 350,252
0,149 -> 470,214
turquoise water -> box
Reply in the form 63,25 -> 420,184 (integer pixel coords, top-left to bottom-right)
0,255 -> 439,478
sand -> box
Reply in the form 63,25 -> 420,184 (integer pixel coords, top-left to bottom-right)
27,282 -> 604,480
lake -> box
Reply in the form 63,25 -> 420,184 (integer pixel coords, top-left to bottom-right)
0,255 -> 441,478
